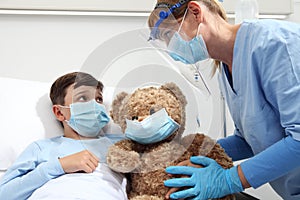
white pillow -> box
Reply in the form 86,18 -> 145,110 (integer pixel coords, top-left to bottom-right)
0,77 -> 63,171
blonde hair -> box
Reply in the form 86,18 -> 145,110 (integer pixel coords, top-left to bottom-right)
148,0 -> 227,75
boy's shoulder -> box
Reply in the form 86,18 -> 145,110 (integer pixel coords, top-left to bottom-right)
33,135 -> 63,146
103,133 -> 125,143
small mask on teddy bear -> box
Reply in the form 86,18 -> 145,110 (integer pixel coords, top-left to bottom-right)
107,82 -> 235,200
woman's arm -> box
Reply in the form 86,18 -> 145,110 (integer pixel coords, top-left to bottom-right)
217,134 -> 254,161
241,136 -> 300,188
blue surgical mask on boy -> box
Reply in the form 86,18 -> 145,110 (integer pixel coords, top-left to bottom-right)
61,99 -> 110,137
125,108 -> 179,144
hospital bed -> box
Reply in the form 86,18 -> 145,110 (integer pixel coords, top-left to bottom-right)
0,77 -> 61,178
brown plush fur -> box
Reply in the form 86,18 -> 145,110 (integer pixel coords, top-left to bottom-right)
107,82 -> 235,200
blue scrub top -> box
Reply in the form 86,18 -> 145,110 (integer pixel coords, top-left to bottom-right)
218,19 -> 300,199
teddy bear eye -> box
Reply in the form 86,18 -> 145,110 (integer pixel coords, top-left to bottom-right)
149,108 -> 155,115
132,116 -> 138,120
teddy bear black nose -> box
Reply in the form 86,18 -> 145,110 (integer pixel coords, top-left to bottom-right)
132,116 -> 138,120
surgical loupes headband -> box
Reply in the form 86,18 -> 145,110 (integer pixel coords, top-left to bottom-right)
148,0 -> 224,41
148,0 -> 188,41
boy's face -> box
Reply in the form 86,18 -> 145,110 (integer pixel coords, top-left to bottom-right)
52,83 -> 104,139
61,84 -> 104,120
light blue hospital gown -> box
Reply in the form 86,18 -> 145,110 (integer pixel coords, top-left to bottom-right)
218,19 -> 300,199
0,134 -> 125,200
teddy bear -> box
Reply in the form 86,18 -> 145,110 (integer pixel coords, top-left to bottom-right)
106,82 -> 235,200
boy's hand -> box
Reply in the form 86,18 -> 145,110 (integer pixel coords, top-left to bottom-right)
59,150 -> 99,173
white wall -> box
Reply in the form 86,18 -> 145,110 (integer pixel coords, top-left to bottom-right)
0,1 -> 299,82
287,0 -> 300,22
0,14 -> 150,83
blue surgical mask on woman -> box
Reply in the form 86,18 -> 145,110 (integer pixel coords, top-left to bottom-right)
168,32 -> 209,64
167,9 -> 209,64
125,108 -> 179,144
61,99 -> 110,137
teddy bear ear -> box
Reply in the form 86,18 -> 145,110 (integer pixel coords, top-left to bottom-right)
161,82 -> 187,108
110,91 -> 129,123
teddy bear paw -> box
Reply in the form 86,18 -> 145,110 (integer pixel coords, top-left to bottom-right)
107,146 -> 140,173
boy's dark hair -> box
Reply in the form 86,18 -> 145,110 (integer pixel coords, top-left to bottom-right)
50,72 -> 104,105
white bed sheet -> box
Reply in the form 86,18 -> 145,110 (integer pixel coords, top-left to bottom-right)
28,163 -> 128,200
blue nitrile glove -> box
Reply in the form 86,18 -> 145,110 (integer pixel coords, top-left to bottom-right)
164,156 -> 243,200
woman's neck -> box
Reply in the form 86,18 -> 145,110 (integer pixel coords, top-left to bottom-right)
204,18 -> 240,74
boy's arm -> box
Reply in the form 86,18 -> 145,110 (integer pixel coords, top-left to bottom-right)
0,142 -> 64,200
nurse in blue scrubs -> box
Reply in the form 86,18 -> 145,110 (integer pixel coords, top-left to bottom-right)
148,0 -> 300,199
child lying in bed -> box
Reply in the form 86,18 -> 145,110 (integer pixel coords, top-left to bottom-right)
0,72 -> 128,200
